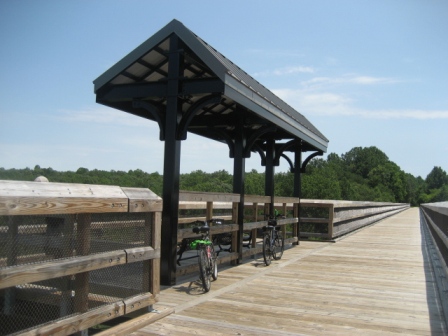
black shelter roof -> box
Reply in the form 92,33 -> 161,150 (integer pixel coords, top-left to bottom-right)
94,19 -> 328,155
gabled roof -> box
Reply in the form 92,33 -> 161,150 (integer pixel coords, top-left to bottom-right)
94,19 -> 328,153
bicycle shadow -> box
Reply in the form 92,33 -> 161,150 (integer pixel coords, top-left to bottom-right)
172,279 -> 208,295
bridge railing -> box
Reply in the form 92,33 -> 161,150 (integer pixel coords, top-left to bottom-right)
0,180 -> 162,336
421,202 -> 448,266
0,180 -> 413,333
299,200 -> 410,240
420,202 -> 448,275
420,202 -> 448,324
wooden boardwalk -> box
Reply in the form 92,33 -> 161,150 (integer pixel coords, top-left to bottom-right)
113,208 -> 447,335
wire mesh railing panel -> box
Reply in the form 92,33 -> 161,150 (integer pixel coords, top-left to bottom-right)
0,212 -> 154,336
1,276 -> 77,335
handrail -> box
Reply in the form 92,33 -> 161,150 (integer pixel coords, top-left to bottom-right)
0,180 -> 162,336
299,200 -> 409,239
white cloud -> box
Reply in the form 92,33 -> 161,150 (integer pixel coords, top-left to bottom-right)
273,88 -> 448,120
302,75 -> 399,88
57,106 -> 152,127
273,66 -> 315,75
253,65 -> 315,77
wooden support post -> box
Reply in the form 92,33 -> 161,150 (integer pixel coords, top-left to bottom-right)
265,138 -> 275,217
161,35 -> 183,286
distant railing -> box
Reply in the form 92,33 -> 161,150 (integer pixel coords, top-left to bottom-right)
299,200 -> 410,240
175,193 -> 411,276
0,180 -> 162,336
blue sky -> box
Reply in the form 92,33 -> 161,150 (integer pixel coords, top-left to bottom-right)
1,0 -> 447,179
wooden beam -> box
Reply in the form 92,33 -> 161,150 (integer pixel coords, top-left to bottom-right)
19,301 -> 125,336
0,247 -> 159,290
122,187 -> 162,213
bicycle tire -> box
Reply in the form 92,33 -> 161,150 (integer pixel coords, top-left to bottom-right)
262,234 -> 272,266
210,245 -> 218,280
273,233 -> 284,260
198,248 -> 211,292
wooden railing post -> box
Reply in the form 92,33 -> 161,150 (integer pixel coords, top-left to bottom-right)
74,213 -> 91,336
148,211 -> 161,297
206,201 -> 213,221
281,202 -> 287,239
232,201 -> 239,265
328,204 -> 334,239
264,203 -> 270,218
60,214 -> 75,317
251,202 -> 258,248
293,202 -> 299,245
4,216 -> 19,315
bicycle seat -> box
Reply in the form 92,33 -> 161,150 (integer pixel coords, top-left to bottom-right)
193,226 -> 210,234
210,218 -> 224,225
268,219 -> 277,226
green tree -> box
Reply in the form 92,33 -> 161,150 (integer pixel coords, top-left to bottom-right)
368,162 -> 407,202
302,166 -> 341,200
245,170 -> 265,195
426,166 -> 448,190
342,146 -> 389,178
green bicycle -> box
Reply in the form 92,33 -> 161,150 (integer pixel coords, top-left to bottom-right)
190,220 -> 218,292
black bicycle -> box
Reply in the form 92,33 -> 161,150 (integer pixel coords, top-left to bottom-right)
189,220 -> 218,292
262,214 -> 285,266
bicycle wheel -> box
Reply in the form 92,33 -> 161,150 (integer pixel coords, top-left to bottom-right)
273,232 -> 284,260
198,248 -> 211,292
262,233 -> 272,266
209,245 -> 218,280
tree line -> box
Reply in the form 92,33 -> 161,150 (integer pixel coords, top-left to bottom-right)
1,146 -> 447,206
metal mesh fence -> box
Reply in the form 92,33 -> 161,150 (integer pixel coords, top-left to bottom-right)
0,212 -> 153,336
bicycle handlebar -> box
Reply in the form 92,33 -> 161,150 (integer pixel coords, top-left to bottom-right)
193,225 -> 210,234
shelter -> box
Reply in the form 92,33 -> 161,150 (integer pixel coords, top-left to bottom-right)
94,19 -> 328,285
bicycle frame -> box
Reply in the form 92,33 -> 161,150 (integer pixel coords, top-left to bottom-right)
189,220 -> 218,292
262,214 -> 284,266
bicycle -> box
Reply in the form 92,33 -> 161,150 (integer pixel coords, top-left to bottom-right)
262,213 -> 285,266
189,220 -> 218,292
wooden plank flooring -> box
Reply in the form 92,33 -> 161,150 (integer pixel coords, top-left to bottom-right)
132,208 -> 447,335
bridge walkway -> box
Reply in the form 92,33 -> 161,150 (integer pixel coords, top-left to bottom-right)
110,208 -> 447,335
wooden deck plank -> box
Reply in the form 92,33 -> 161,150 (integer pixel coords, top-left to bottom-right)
129,208 -> 447,336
